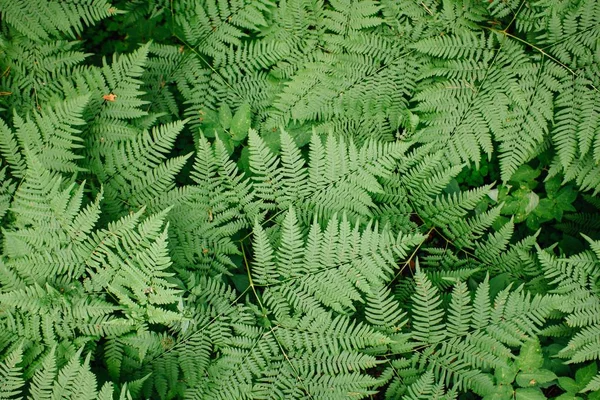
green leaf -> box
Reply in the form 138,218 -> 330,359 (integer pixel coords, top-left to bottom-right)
230,273 -> 250,293
589,390 -> 600,400
544,176 -> 562,197
515,369 -> 557,387
526,212 -> 542,231
574,362 -> 597,388
218,104 -> 233,129
482,384 -> 514,400
230,102 -> 252,141
261,128 -> 281,153
553,394 -> 582,400
444,178 -> 461,195
544,344 -> 571,376
557,377 -> 580,393
553,186 -> 577,207
237,146 -> 251,175
216,130 -> 234,155
489,273 -> 511,303
495,361 -> 519,385
492,215 -> 511,231
509,165 -> 540,186
517,339 -> 544,372
515,387 -> 547,400
199,109 -> 221,138
503,188 -> 539,223
533,199 -> 556,220
532,186 -> 577,222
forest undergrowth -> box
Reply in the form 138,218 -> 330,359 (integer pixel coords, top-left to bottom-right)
0,0 -> 599,399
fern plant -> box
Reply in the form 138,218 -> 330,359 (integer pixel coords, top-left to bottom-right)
1,0 -> 600,399
0,346 -> 119,400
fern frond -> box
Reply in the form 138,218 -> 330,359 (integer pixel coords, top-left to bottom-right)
167,134 -> 256,274
0,347 -> 24,400
364,285 -> 408,334
537,240 -> 600,367
99,119 -> 192,216
497,60 -> 565,181
249,129 -> 408,223
421,184 -> 494,227
0,0 -> 118,41
257,208 -> 424,316
404,370 -> 456,400
406,271 -> 558,395
412,266 -> 446,345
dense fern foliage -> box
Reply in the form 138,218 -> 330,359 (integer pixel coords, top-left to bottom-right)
1,0 -> 599,399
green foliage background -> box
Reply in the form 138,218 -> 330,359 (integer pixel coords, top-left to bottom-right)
0,0 -> 599,399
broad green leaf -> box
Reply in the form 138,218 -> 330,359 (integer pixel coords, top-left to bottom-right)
574,362 -> 598,388
237,146 -> 251,174
230,102 -> 251,141
515,387 -> 547,400
553,186 -> 577,209
558,377 -> 580,393
544,176 -> 562,197
544,344 -> 571,376
515,369 -> 557,387
589,390 -> 600,400
482,384 -> 513,400
553,394 -> 582,400
517,339 -> 544,372
199,109 -> 221,138
509,165 -> 540,187
444,178 -> 461,195
489,273 -> 511,303
218,104 -> 233,129
216,130 -> 234,155
503,189 -> 539,223
533,199 -> 555,220
495,361 -> 518,385
261,128 -> 281,153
